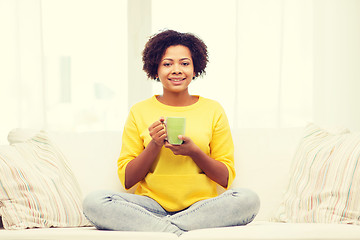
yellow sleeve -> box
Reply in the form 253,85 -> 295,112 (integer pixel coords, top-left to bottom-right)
210,105 -> 236,189
117,109 -> 144,190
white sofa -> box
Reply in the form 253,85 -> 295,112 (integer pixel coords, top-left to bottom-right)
1,127 -> 360,240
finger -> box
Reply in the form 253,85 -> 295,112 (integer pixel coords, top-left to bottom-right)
149,121 -> 165,133
155,128 -> 167,139
149,121 -> 161,130
150,129 -> 166,142
151,129 -> 167,145
153,123 -> 166,135
177,135 -> 189,142
164,141 -> 172,148
164,142 -> 177,149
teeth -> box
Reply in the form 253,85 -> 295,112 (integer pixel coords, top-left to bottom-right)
171,79 -> 183,82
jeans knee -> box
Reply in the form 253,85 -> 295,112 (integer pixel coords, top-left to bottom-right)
83,190 -> 113,216
230,188 -> 260,215
246,189 -> 260,212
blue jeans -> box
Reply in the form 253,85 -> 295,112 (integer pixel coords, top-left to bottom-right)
83,188 -> 260,236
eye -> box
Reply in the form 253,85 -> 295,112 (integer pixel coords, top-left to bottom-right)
182,62 -> 190,66
163,62 -> 171,67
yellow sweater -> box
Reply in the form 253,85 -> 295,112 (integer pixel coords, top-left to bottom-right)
117,95 -> 235,212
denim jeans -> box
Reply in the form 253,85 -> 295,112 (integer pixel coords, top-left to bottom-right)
83,188 -> 260,236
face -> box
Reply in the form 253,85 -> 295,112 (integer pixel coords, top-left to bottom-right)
157,45 -> 195,95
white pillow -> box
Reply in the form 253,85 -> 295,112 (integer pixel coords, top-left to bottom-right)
0,130 -> 91,229
273,123 -> 360,224
7,128 -> 39,144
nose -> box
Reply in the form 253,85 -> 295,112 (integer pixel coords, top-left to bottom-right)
172,64 -> 182,74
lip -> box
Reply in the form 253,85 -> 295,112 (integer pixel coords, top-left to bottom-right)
168,78 -> 185,85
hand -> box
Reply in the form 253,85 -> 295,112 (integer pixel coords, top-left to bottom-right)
166,135 -> 229,188
164,135 -> 199,156
148,117 -> 167,146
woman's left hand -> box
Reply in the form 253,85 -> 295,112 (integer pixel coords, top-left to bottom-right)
164,135 -> 199,157
165,135 -> 229,188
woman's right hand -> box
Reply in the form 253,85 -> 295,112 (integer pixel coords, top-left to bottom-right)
148,117 -> 167,146
125,117 -> 166,189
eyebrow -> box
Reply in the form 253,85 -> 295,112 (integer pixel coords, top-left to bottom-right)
162,57 -> 191,61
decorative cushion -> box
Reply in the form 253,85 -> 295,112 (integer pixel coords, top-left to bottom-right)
0,130 -> 91,229
7,128 -> 39,144
274,123 -> 360,224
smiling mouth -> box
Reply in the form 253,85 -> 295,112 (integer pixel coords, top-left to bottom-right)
169,78 -> 185,82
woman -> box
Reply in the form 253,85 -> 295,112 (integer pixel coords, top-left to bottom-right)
83,29 -> 260,236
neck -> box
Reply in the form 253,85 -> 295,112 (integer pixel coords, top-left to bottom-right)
158,91 -> 197,106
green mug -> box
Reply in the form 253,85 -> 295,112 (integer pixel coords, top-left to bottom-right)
166,117 -> 186,145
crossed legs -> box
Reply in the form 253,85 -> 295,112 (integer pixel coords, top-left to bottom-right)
83,188 -> 260,236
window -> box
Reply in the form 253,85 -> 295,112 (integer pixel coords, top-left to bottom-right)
151,0 -> 313,128
42,0 -> 128,131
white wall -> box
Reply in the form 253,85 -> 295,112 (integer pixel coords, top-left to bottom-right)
313,0 -> 360,131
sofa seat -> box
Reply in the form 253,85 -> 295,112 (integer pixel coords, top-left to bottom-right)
1,221 -> 360,240
0,226 -> 177,240
181,221 -> 360,240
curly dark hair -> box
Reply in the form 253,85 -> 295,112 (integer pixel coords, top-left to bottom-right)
142,29 -> 209,80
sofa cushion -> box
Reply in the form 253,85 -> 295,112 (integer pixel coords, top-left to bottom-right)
7,128 -> 125,197
7,128 -> 39,144
180,221 -> 360,239
274,123 -> 360,224
0,130 -> 91,229
0,226 -> 178,240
